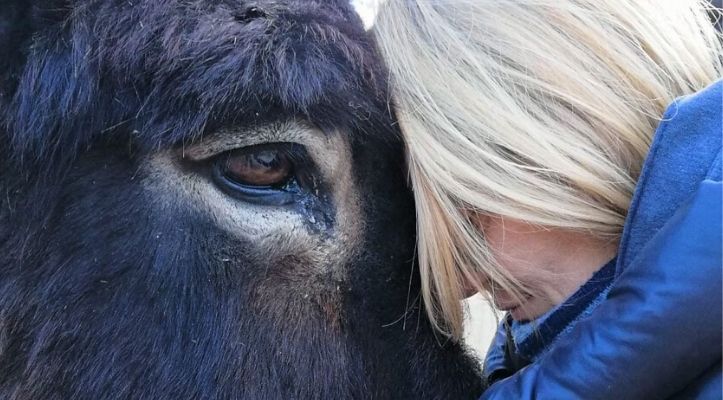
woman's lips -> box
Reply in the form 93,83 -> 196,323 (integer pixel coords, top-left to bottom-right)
493,293 -> 533,316
494,301 -> 521,311
495,302 -> 527,321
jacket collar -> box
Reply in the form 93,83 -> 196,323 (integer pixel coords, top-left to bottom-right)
616,80 -> 722,275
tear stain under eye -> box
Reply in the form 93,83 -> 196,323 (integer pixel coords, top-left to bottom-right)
295,182 -> 335,234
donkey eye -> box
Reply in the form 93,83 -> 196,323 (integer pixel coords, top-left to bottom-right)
221,147 -> 293,188
211,143 -> 314,206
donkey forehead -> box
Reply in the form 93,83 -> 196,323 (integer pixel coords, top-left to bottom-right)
4,0 -> 385,164
90,0 -> 374,104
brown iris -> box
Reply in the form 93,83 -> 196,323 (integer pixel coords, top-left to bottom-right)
222,147 -> 293,188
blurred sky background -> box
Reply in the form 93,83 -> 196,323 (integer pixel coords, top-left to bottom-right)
351,0 -> 384,29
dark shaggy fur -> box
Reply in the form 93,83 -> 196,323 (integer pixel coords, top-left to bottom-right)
0,1 -> 483,399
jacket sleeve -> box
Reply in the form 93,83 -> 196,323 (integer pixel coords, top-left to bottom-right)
479,180 -> 722,400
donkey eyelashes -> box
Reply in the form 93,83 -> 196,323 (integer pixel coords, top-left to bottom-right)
210,142 -> 321,206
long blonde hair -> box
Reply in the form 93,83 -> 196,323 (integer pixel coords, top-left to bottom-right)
373,0 -> 723,339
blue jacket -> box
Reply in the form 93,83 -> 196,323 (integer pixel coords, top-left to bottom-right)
481,80 -> 723,399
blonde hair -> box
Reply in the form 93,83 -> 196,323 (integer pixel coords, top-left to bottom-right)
373,0 -> 723,338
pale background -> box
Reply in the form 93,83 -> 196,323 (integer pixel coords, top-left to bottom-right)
351,0 -> 383,29
463,295 -> 500,361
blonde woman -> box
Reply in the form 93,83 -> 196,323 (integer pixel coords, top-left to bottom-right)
374,1 -> 722,398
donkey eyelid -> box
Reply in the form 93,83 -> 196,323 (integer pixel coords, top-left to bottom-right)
180,134 -> 286,162
178,122 -> 324,162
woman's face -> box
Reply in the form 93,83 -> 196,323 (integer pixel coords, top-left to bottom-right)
477,216 -> 617,321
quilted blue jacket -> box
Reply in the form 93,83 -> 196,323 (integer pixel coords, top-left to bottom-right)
481,80 -> 723,399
